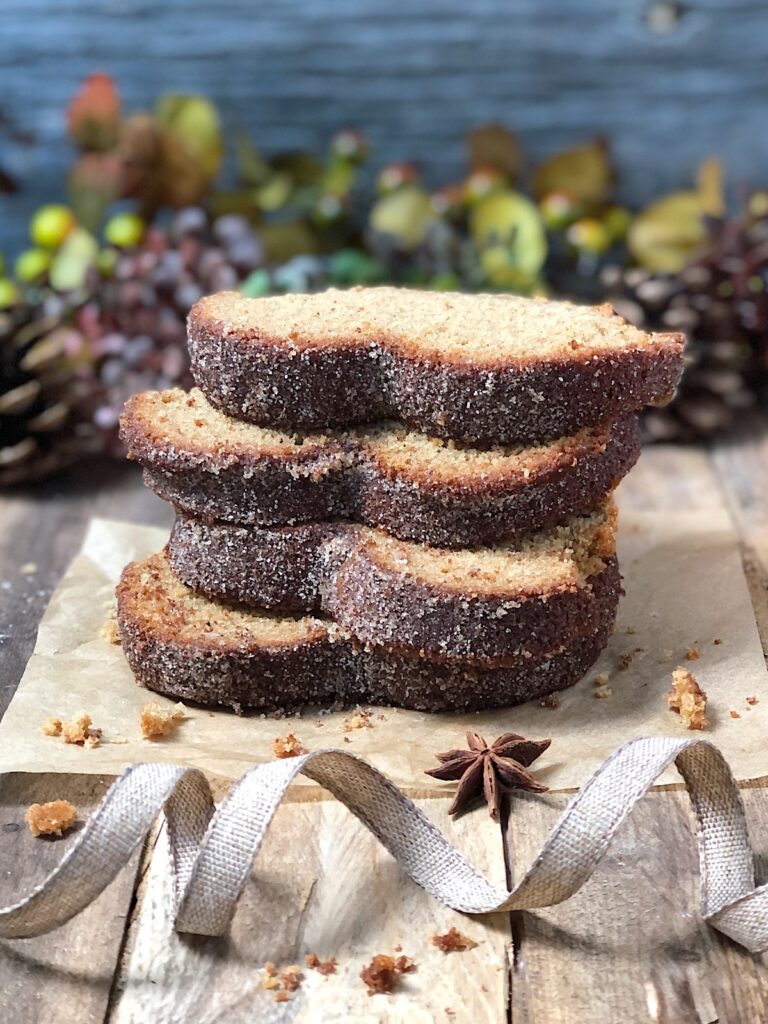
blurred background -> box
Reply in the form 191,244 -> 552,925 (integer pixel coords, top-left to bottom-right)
2,0 -> 767,488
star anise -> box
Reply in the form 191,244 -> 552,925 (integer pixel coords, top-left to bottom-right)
425,732 -> 551,820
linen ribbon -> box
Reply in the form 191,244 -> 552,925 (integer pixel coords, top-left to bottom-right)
1,735 -> 767,950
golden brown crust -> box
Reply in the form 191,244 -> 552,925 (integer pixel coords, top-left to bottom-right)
187,288 -> 685,444
116,553 -> 616,712
166,504 -> 619,665
121,388 -> 639,547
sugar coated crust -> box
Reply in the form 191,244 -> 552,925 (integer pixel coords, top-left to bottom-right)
121,388 -> 639,547
166,502 -> 620,664
187,288 -> 685,444
117,552 -> 616,712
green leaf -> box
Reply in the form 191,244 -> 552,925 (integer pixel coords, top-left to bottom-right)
532,139 -> 614,205
469,190 -> 547,276
49,228 -> 98,292
369,186 -> 433,250
467,123 -> 522,181
154,95 -> 223,180
627,192 -> 707,272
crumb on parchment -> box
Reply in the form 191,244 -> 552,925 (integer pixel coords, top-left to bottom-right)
140,701 -> 187,739
343,707 -> 374,732
25,800 -> 77,837
101,616 -> 121,644
43,712 -> 102,748
273,733 -> 307,758
667,667 -> 708,730
685,646 -> 701,661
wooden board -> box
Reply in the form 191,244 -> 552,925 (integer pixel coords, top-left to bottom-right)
0,773 -> 142,1024
111,790 -> 510,1023
507,787 -> 768,1024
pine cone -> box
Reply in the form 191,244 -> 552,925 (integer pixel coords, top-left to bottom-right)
602,224 -> 763,444
0,300 -> 101,485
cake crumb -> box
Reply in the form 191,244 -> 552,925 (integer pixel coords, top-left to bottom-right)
713,638 -> 722,645
594,686 -> 613,699
730,710 -> 741,720
25,800 -> 77,837
667,667 -> 708,730
360,953 -> 416,996
618,651 -> 634,671
539,693 -> 560,709
140,701 -> 187,739
42,716 -> 62,737
343,708 -> 374,732
101,616 -> 121,645
306,953 -> 337,975
685,646 -> 700,661
594,673 -> 610,686
746,696 -> 759,706
273,733 -> 308,758
63,712 -> 102,747
659,649 -> 674,664
431,927 -> 478,953
260,962 -> 304,1002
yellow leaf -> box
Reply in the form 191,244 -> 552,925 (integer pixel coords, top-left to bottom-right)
696,157 -> 725,218
532,140 -> 614,205
627,192 -> 707,273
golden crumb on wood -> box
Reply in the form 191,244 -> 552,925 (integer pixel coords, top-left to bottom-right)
360,953 -> 416,995
272,733 -> 308,758
140,701 -> 187,739
431,927 -> 478,953
25,800 -> 77,837
260,962 -> 304,1002
305,953 -> 337,975
667,667 -> 708,730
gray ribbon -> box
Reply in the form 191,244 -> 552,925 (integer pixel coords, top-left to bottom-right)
1,736 -> 766,951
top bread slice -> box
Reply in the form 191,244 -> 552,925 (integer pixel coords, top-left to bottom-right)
121,387 -> 639,547
188,287 -> 685,444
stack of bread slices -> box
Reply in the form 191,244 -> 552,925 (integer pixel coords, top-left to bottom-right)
116,288 -> 684,713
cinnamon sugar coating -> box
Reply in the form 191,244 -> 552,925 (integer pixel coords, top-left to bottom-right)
116,552 -> 616,712
121,388 -> 639,548
167,503 -> 620,665
187,288 -> 684,444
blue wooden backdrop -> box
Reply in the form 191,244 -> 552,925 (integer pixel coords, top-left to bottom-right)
1,0 -> 767,254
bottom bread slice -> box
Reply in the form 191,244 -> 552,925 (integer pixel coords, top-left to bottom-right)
116,552 -> 615,712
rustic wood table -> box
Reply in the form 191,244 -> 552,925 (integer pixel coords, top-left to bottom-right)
1,417 -> 767,1023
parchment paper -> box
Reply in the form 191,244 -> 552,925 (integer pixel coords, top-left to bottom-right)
0,505 -> 766,791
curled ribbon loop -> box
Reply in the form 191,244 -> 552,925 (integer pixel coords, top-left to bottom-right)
1,736 -> 767,951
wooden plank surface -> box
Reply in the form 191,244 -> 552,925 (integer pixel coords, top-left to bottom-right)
506,787 -> 768,1024
111,790 -> 510,1024
4,0 -> 768,255
0,774 -> 142,1024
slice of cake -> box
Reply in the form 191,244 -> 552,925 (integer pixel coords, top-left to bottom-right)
166,502 -> 619,665
116,552 -> 616,712
187,288 -> 684,444
121,387 -> 639,547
